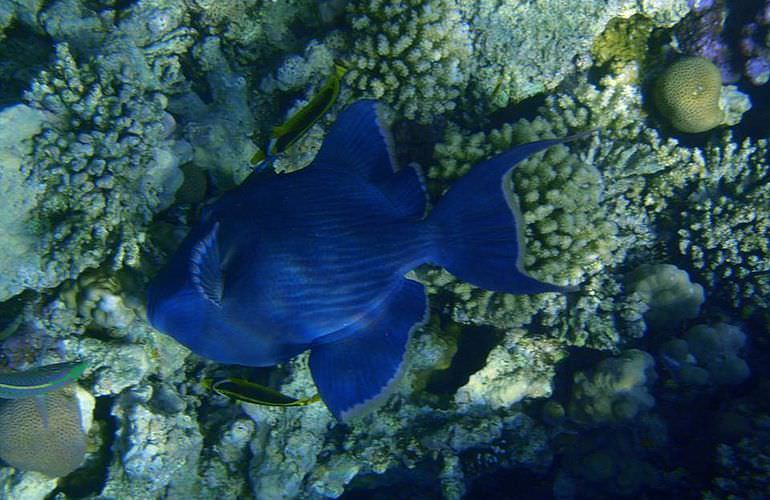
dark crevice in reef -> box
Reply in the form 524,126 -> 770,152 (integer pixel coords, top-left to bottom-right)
0,21 -> 55,106
48,395 -> 116,499
341,461 -> 444,500
424,324 -> 504,397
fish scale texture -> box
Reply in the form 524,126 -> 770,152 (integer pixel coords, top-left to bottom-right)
0,389 -> 86,477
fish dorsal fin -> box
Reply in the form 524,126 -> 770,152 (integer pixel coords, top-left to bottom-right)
313,100 -> 427,219
190,222 -> 224,307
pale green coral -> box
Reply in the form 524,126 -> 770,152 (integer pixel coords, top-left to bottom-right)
346,0 -> 472,123
592,15 -> 655,71
627,263 -> 705,330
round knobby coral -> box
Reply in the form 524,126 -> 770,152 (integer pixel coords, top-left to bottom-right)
346,0 -> 472,123
653,56 -> 724,133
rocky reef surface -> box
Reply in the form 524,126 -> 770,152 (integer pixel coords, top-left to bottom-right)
0,0 -> 767,498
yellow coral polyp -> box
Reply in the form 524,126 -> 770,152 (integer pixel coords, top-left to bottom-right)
653,57 -> 724,133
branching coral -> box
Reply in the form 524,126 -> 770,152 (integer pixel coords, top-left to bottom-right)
672,133 -> 770,312
421,68 -> 704,348
345,0 -> 472,123
23,43 -> 186,280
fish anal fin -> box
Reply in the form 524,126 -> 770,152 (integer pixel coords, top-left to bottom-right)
309,279 -> 428,422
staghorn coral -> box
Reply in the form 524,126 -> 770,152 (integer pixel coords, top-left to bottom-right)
672,133 -> 770,312
653,56 -> 725,133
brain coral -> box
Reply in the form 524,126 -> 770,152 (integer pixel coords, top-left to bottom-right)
653,56 -> 724,133
0,386 -> 91,477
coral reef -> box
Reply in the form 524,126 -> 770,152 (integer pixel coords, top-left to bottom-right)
345,0 -> 472,123
740,1 -> 770,85
0,104 -> 50,301
676,0 -> 770,85
592,15 -> 655,71
0,0 -> 768,497
344,0 -> 691,122
653,56 -> 725,133
24,42 -> 186,281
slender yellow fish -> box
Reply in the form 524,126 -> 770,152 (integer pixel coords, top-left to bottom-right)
204,377 -> 320,407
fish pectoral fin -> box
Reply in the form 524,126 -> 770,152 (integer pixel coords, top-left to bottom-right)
309,279 -> 428,422
190,222 -> 224,307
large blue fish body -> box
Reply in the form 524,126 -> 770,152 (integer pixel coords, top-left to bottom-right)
148,100 -> 569,421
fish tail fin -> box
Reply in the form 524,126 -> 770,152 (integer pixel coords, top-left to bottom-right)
428,139 -> 574,295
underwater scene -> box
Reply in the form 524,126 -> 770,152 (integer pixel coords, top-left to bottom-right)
0,0 -> 769,498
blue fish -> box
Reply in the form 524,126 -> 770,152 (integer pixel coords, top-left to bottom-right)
148,100 -> 572,422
